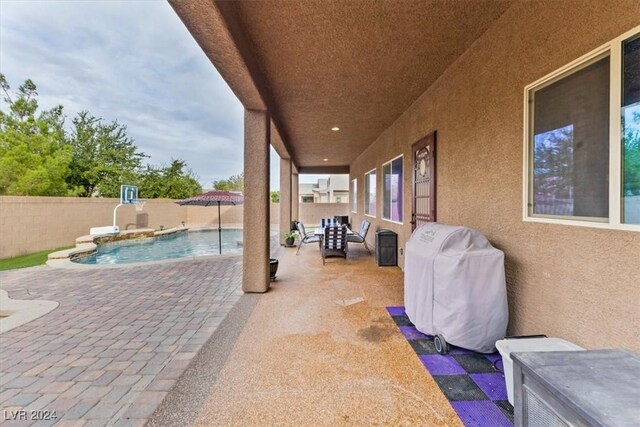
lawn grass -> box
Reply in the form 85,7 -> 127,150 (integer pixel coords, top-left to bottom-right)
0,246 -> 74,271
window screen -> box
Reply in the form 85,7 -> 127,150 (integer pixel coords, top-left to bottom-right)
383,157 -> 403,222
365,170 -> 376,216
530,55 -> 610,220
351,179 -> 357,212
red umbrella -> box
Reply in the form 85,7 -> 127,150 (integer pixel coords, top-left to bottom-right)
176,190 -> 244,254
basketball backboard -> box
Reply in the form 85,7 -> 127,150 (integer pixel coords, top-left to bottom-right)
120,185 -> 138,204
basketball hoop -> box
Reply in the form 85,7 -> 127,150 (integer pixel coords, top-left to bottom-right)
134,200 -> 146,211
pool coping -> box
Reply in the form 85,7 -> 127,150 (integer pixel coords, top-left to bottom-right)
0,289 -> 59,334
46,225 -> 244,270
46,252 -> 243,269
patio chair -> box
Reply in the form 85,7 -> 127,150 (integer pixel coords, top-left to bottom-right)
347,220 -> 372,254
334,215 -> 350,228
296,221 -> 321,255
322,225 -> 348,265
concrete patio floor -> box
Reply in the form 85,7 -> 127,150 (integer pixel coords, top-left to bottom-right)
0,255 -> 243,426
150,243 -> 461,426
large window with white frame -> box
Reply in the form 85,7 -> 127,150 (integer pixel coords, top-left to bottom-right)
382,155 -> 403,223
365,168 -> 376,217
524,26 -> 640,230
351,178 -> 357,213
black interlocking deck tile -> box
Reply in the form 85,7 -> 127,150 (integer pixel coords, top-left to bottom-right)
391,315 -> 413,326
409,339 -> 438,355
452,353 -> 500,374
433,374 -> 489,401
494,400 -> 515,422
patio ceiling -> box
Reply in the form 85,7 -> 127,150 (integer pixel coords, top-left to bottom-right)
171,0 -> 513,171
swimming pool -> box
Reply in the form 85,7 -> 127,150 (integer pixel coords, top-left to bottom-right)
73,229 -> 243,265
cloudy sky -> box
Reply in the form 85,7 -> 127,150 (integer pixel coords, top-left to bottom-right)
0,0 -> 326,190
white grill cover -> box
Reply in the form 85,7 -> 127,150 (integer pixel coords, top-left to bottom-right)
404,223 -> 508,353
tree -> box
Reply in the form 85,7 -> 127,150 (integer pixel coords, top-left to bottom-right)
139,159 -> 202,199
624,110 -> 640,196
533,126 -> 574,197
270,190 -> 280,203
212,173 -> 243,192
66,111 -> 147,197
0,74 -> 74,196
1,75 -> 205,200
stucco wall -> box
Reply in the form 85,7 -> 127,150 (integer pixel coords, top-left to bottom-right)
0,196 -> 187,258
298,202 -> 349,226
350,1 -> 640,352
0,198 -> 347,258
186,204 -> 280,227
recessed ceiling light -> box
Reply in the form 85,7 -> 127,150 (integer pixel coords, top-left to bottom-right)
331,127 -> 340,131
323,158 -> 329,162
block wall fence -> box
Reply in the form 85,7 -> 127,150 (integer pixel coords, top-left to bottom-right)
0,197 -> 348,258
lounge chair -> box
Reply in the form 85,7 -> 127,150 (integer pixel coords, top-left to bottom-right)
322,225 -> 348,265
296,221 -> 321,255
347,220 -> 372,254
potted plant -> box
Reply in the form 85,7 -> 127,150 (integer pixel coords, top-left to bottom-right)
270,258 -> 279,280
283,231 -> 297,247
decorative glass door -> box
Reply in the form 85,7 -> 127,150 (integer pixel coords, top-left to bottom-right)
411,131 -> 437,231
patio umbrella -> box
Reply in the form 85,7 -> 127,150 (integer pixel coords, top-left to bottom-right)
176,190 -> 244,254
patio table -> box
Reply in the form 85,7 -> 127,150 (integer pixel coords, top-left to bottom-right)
313,227 -> 354,237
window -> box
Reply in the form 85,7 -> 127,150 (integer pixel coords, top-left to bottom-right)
529,55 -> 610,220
524,26 -> 640,231
365,169 -> 376,217
623,34 -> 640,225
351,178 -> 357,212
383,156 -> 403,223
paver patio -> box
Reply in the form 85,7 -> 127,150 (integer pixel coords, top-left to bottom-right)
0,255 -> 243,426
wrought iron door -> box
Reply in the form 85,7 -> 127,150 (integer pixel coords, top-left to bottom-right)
411,131 -> 437,231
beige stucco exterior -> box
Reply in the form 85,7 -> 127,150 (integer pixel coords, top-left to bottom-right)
242,109 -> 271,292
170,0 -> 640,352
349,1 -> 640,352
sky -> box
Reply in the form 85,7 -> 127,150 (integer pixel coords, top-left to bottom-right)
0,0 -> 326,190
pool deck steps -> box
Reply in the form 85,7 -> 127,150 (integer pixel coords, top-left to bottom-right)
48,243 -> 97,260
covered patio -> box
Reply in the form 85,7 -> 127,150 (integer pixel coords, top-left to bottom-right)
167,0 -> 640,424
170,0 -> 639,347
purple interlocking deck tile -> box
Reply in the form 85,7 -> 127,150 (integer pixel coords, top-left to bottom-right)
470,373 -> 509,401
484,352 -> 502,364
419,354 -> 466,375
484,352 -> 504,372
451,400 -> 513,427
386,306 -> 406,316
399,326 -> 431,340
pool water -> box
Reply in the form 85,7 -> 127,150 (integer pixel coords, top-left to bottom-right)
73,229 -> 243,265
